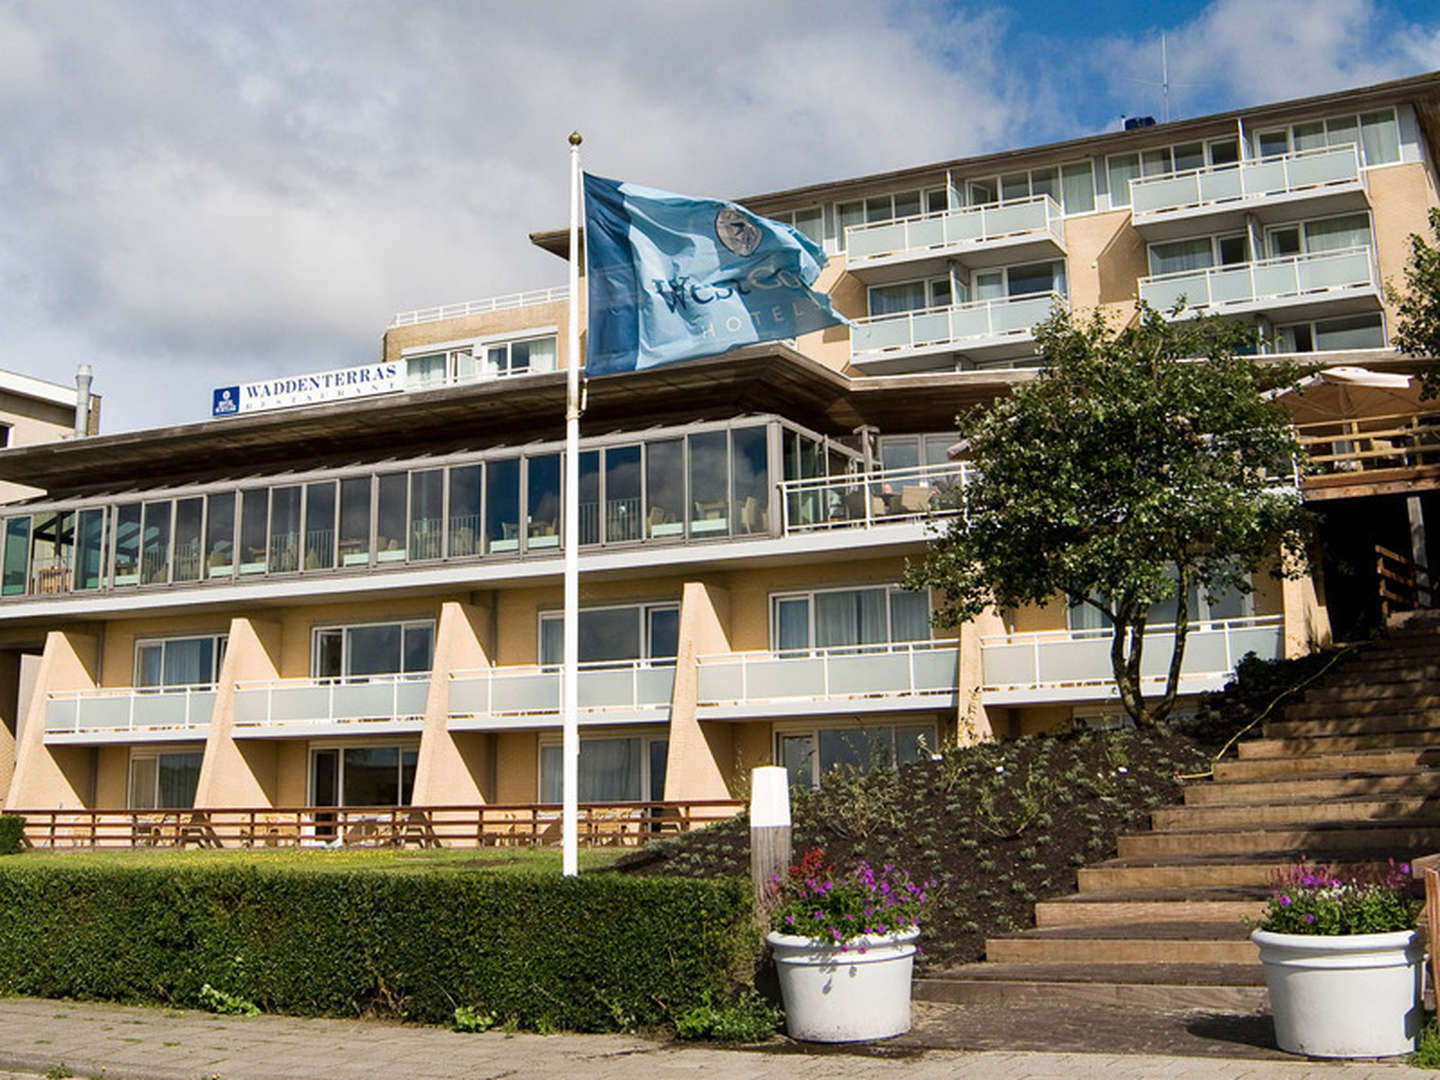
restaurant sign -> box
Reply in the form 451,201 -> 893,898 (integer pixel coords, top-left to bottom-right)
212,361 -> 402,417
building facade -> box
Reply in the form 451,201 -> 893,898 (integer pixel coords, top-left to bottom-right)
0,74 -> 1436,842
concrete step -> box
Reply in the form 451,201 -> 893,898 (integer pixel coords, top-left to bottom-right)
1265,712 -> 1440,738
1184,768 -> 1440,806
1033,887 -> 1268,928
985,921 -> 1257,966
1117,819 -> 1440,858
1075,851 -> 1404,891
1239,730 -> 1440,758
1154,795 -> 1440,831
1321,665 -> 1440,685
1212,746 -> 1440,780
914,962 -> 1268,1011
1286,695 -> 1440,719
1305,682 -> 1440,702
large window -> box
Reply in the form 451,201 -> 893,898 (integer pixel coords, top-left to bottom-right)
135,634 -> 227,689
972,260 -> 1066,300
1067,571 -> 1254,635
313,621 -> 435,680
540,733 -> 668,802
1108,137 -> 1238,207
835,187 -> 948,249
1273,314 -> 1385,354
1148,234 -> 1248,276
1265,213 -> 1372,259
766,207 -> 823,247
868,278 -> 951,317
485,335 -> 557,378
960,161 -> 1095,214
778,723 -> 936,788
403,334 -> 558,388
539,602 -> 679,667
771,585 -> 931,653
311,744 -> 418,807
1255,109 -> 1400,167
129,750 -> 203,810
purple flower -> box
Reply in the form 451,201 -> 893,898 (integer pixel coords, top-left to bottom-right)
1303,914 -> 1316,925
785,913 -> 795,926
812,910 -> 823,920
1402,863 -> 1412,875
1279,895 -> 1291,907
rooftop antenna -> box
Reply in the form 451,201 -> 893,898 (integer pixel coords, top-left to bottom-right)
1122,30 -> 1198,125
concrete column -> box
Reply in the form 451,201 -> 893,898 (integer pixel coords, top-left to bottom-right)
1281,547 -> 1333,658
955,605 -> 1004,744
411,598 -> 496,808
0,650 -> 23,803
5,629 -> 100,811
664,581 -> 735,801
193,617 -> 283,809
1409,495 -> 1431,606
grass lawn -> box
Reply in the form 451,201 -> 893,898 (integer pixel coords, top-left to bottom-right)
5,846 -> 628,873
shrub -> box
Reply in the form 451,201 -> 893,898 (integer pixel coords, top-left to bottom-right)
0,815 -> 25,856
1252,859 -> 1420,936
0,862 -> 756,1033
674,992 -> 780,1042
452,1005 -> 496,1033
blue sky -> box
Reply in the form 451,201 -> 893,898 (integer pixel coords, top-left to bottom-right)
1,0 -> 1438,432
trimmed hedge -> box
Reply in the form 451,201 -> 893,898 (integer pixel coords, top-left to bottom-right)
0,816 -> 23,856
0,863 -> 757,1031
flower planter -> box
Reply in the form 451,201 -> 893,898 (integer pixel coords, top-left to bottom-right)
766,927 -> 919,1042
1252,927 -> 1425,1057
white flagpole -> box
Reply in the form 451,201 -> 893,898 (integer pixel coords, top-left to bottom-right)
562,131 -> 583,877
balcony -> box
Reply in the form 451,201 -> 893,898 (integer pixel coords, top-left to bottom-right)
1138,247 -> 1381,324
980,615 -> 1284,705
44,686 -> 215,744
232,675 -> 430,737
447,660 -> 676,729
849,292 -> 1062,373
696,641 -> 960,720
844,196 -> 1066,283
1130,145 -> 1368,240
1296,410 -> 1440,501
778,462 -> 968,535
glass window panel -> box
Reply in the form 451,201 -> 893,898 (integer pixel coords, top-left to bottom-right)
1030,167 -> 1057,200
157,752 -> 202,808
925,188 -> 948,214
580,608 -> 642,664
923,434 -> 954,465
312,748 -> 339,806
1303,213 -> 1369,253
541,745 -> 561,802
868,281 -> 928,316
889,591 -> 930,641
881,437 -> 920,471
517,336 -> 558,374
346,624 -> 402,677
1293,121 -> 1326,151
1359,110 -> 1399,164
1141,148 -> 1172,176
239,491 -> 268,575
405,352 -> 447,389
687,431 -> 729,537
129,757 -> 157,810
581,738 -> 642,801
203,493 -> 234,579
865,196 -> 892,223
448,465 -> 483,558
780,734 -> 813,789
304,482 -> 336,570
338,477 -> 371,567
403,623 -> 434,673
401,748 -> 417,804
139,501 -> 171,585
645,439 -> 684,539
893,191 -> 921,218
314,630 -> 343,680
486,458 -> 521,553
648,606 -> 679,660
162,637 -> 214,687
1060,162 -> 1094,213
168,499 -> 202,583
1208,138 -> 1239,166
820,729 -> 890,773
731,426 -> 769,536
1006,261 -> 1058,297
1313,314 -> 1385,350
929,279 -> 952,307
836,201 -> 864,248
526,454 -> 561,549
895,725 -> 936,767
342,746 -> 401,806
775,597 -> 811,653
1172,142 -> 1205,171
113,504 -> 140,585
75,508 -> 106,590
28,512 -> 61,594
1217,235 -> 1247,265
1268,227 -> 1301,258
815,588 -> 887,649
1325,115 -> 1358,150
968,178 -> 997,206
136,644 -> 164,688
1258,130 -> 1290,157
973,270 -> 1004,300
1204,581 -> 1249,622
540,616 -> 564,668
268,486 -> 301,573
408,470 -> 443,561
1107,154 -> 1140,207
793,207 -> 823,245
375,473 -> 407,561
603,445 -> 642,543
1150,238 -> 1215,276
1001,172 -> 1030,202
578,450 -> 601,546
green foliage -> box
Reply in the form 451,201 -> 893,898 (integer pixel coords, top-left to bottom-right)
199,983 -> 259,1016
1390,206 -> 1440,398
674,992 -> 780,1042
1412,1019 -> 1440,1069
43,1066 -> 72,1080
769,847 -> 934,943
1253,860 -> 1420,936
0,863 -> 757,1033
906,302 -> 1313,726
0,815 -> 25,856
452,1005 -> 497,1033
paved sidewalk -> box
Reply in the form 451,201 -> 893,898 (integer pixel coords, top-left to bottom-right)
0,997 -> 1420,1080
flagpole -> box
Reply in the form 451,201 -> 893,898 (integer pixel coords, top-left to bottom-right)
562,131 -> 583,877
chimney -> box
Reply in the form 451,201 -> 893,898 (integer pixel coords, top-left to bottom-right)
74,363 -> 93,438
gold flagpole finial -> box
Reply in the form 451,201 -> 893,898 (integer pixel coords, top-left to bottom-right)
569,131 -> 583,147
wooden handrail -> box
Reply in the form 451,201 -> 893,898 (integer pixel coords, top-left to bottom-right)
1377,544 -> 1433,621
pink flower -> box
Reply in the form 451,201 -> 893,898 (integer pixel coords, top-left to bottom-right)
1278,895 -> 1291,907
1303,913 -> 1315,925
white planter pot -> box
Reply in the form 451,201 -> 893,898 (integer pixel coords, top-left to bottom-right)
766,927 -> 918,1042
1252,927 -> 1425,1058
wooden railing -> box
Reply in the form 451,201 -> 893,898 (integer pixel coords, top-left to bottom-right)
1296,410 -> 1440,477
1415,856 -> 1440,1005
1376,544 -> 1434,620
6,800 -> 744,850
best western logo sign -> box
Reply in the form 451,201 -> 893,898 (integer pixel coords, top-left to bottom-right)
212,362 -> 402,417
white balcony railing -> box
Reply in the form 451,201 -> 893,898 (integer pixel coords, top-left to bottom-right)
389,286 -> 569,328
778,462 -> 969,534
233,674 -> 430,729
845,195 -> 1065,267
1131,144 -> 1364,220
980,615 -> 1284,699
448,660 -> 675,718
697,640 -> 959,710
1138,247 -> 1379,315
45,685 -> 216,737
850,292 -> 1063,362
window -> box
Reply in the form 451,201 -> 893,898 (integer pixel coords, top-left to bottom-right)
485,335 -> 557,378
140,501 -> 171,585
766,207 -> 823,246
409,470 -> 443,561
1255,109 -> 1399,166
771,585 -> 930,653
835,188 -> 946,249
778,723 -> 936,788
129,750 -> 203,809
1265,213 -> 1371,259
878,433 -> 957,471
958,162 -> 1093,214
305,481 -> 337,570
311,744 -> 417,807
135,634 -> 227,688
268,486 -> 301,573
1273,314 -> 1385,353
312,621 -> 435,680
0,424 -> 9,448
540,733 -> 669,802
486,458 -> 521,553
448,464 -> 483,557
338,476 -> 371,567
404,347 -> 473,390
1066,571 -> 1253,635
75,508 -> 107,590
1147,234 -> 1248,277
972,260 -> 1066,300
539,602 -> 680,667
867,278 -> 951,317
526,454 -> 561,549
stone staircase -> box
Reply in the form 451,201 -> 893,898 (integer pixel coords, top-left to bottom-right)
918,615 -> 1440,1012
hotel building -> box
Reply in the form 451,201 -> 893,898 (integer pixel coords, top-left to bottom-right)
0,73 -> 1436,844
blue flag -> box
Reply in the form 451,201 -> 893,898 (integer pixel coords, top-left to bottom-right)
583,173 -> 847,376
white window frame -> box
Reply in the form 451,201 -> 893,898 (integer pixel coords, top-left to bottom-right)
307,737 -> 421,807
1254,107 -> 1400,168
536,726 -> 669,803
538,601 -> 680,668
133,633 -> 228,689
1066,572 -> 1256,636
1146,231 -> 1250,277
1262,210 -> 1374,260
774,719 -> 939,788
971,260 -> 1067,300
127,747 -> 205,810
866,277 -> 952,317
769,584 -> 932,653
310,619 -> 436,681
1271,312 -> 1387,355
766,206 -> 824,247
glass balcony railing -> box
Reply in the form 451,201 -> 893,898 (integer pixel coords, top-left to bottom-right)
389,286 -> 569,328
980,615 -> 1284,698
233,674 -> 430,730
447,660 -> 676,720
696,640 -> 959,711
45,685 -> 216,739
850,292 -> 1062,363
778,462 -> 968,534
1138,247 -> 1378,315
1131,144 -> 1364,221
845,195 -> 1064,267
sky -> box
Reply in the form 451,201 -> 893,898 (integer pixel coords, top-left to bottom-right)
2,0 -> 1440,433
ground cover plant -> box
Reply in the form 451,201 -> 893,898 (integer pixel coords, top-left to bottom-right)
1251,859 -> 1421,936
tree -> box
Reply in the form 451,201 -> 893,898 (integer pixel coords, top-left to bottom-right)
1390,206 -> 1440,398
905,303 -> 1313,727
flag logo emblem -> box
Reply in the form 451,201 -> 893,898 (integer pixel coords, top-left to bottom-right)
715,207 -> 762,256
